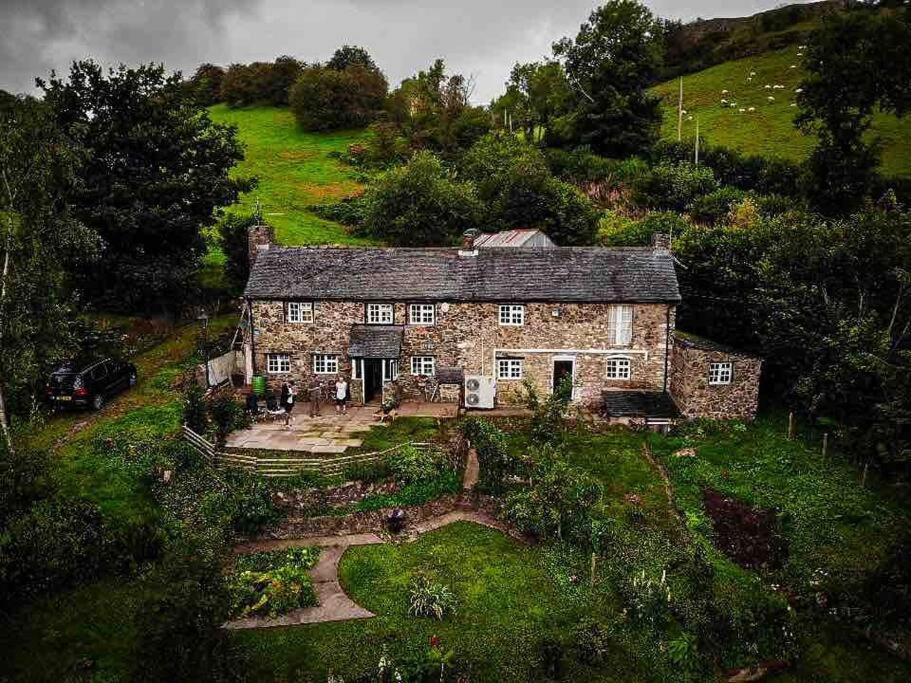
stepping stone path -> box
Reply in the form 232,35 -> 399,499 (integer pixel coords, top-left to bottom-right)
224,509 -> 512,630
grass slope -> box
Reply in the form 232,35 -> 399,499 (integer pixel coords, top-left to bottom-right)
208,104 -> 372,246
652,46 -> 911,178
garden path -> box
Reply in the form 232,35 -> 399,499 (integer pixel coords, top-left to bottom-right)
224,510 -> 515,630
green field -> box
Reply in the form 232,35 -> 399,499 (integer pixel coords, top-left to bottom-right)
652,47 -> 911,178
208,105 -> 372,246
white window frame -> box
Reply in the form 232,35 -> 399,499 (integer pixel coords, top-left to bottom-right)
286,301 -> 313,324
267,353 -> 291,374
313,354 -> 339,375
606,357 -> 631,380
609,305 -> 633,346
351,358 -> 363,380
408,303 -> 435,325
410,356 -> 435,376
497,358 -> 523,380
499,304 -> 525,326
708,362 -> 733,385
366,303 -> 394,325
383,359 -> 399,382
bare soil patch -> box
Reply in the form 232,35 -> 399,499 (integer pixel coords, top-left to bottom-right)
703,487 -> 788,571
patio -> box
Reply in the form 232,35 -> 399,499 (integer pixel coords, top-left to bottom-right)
224,402 -> 459,453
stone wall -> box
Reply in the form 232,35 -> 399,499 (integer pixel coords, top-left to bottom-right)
669,334 -> 761,420
248,299 -> 675,407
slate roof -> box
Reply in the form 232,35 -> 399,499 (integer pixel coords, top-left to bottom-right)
348,325 -> 404,358
601,391 -> 680,419
245,246 -> 680,303
674,331 -> 760,357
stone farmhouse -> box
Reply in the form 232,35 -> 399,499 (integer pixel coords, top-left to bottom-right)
241,228 -> 761,421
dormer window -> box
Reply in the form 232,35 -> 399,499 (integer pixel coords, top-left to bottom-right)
366,303 -> 394,325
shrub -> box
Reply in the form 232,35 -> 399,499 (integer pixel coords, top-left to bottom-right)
0,441 -> 50,526
408,574 -> 456,620
388,444 -> 444,484
524,377 -> 572,444
667,632 -> 699,672
689,187 -> 748,225
206,468 -> 282,534
634,161 -> 718,211
309,195 -> 369,228
342,459 -> 392,484
207,392 -> 248,444
0,499 -> 112,605
574,619 -> 611,664
462,418 -> 518,493
230,564 -> 317,618
358,151 -> 482,246
217,212 -> 265,293
182,380 -> 208,434
289,65 -> 387,131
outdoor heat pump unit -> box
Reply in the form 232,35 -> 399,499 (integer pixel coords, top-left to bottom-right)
464,375 -> 496,409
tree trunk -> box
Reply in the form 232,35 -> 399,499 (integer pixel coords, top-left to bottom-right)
0,237 -> 12,454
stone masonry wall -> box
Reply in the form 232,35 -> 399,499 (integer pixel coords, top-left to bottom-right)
248,299 -> 675,407
669,336 -> 761,420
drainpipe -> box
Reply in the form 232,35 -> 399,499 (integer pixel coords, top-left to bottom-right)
247,298 -> 257,377
663,304 -> 671,394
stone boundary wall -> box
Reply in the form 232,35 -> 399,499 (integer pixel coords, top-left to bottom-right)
669,334 -> 761,420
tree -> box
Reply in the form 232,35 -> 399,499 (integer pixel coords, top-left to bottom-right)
553,0 -> 664,157
39,61 -> 250,313
0,97 -> 96,447
797,7 -> 911,214
265,56 -> 304,106
188,63 -> 225,106
491,61 -> 574,145
289,65 -> 387,131
359,151 -> 481,246
460,134 -> 599,245
218,212 -> 264,293
327,45 -> 378,72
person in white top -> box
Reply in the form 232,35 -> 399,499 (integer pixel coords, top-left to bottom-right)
334,375 -> 348,415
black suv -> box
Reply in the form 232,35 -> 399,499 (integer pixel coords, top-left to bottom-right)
46,358 -> 138,410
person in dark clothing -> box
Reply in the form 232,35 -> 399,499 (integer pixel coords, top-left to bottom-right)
283,381 -> 297,428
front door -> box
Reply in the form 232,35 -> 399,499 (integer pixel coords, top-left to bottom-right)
364,359 -> 383,403
552,359 -> 575,399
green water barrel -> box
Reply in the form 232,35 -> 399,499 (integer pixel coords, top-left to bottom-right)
251,375 -> 267,396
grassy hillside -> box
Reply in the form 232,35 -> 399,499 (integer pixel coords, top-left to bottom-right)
652,46 -> 911,178
208,105 -> 371,246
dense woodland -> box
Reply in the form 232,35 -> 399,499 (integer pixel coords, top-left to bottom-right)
1,1 -> 910,681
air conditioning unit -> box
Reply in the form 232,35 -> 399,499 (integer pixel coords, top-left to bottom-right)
464,375 -> 496,409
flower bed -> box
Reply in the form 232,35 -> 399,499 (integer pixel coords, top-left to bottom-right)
228,546 -> 321,618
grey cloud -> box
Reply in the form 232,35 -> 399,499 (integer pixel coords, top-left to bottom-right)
0,0 -> 813,100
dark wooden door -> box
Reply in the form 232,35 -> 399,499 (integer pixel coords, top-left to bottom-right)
364,359 -> 383,403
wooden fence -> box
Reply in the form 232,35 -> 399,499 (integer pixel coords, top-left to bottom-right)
181,425 -> 432,478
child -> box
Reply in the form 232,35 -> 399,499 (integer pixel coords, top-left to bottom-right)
334,374 -> 348,415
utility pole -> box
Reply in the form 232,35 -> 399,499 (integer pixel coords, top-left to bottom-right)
677,77 -> 684,142
694,117 -> 700,165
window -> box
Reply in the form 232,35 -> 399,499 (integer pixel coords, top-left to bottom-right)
499,304 -> 525,326
287,301 -> 313,323
497,358 -> 523,380
267,353 -> 291,374
351,359 -> 362,380
709,362 -> 733,385
313,354 -> 339,374
366,303 -> 394,324
608,305 -> 633,346
410,356 -> 435,376
606,358 -> 631,380
409,303 -> 435,325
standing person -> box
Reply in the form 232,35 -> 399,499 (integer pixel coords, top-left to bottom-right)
308,380 -> 322,417
283,381 -> 297,428
335,374 -> 348,415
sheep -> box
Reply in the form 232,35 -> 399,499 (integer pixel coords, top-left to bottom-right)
687,115 -> 693,121
721,89 -> 729,94
721,98 -> 728,105
738,108 -> 746,113
790,103 -> 797,107
794,88 -> 803,94
750,71 -> 757,77
773,84 -> 785,89
767,95 -> 775,102
790,65 -> 797,69
748,107 -> 756,112
764,84 -> 772,89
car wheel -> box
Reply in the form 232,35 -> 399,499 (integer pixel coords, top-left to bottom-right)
92,394 -> 105,411
129,372 -> 137,387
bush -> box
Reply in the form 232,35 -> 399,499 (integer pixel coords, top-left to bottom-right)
183,380 -> 208,434
0,499 -> 112,605
689,186 -> 748,225
574,619 -> 611,664
358,151 -> 482,246
217,212 -> 265,293
289,65 -> 387,131
0,441 -> 50,526
524,377 -> 572,444
206,468 -> 282,534
388,444 -> 444,484
408,574 -> 456,620
309,195 -> 369,228
208,392 -> 248,444
634,161 -> 718,211
462,418 -> 519,493
342,459 -> 392,483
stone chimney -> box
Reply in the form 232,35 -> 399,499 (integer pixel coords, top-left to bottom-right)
651,232 -> 671,252
459,228 -> 480,256
248,223 -> 275,266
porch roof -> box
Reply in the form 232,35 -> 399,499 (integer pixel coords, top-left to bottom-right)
348,325 -> 404,359
602,390 -> 680,419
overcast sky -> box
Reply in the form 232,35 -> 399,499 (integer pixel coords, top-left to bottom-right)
1,0 -> 811,103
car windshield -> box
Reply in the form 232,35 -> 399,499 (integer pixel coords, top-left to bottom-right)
49,371 -> 78,391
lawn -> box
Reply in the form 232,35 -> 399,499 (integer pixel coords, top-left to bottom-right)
651,47 -> 911,178
234,521 -> 651,682
207,105 -> 373,246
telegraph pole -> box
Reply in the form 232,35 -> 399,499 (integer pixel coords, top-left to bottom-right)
677,77 -> 684,142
